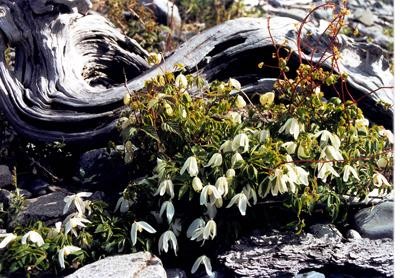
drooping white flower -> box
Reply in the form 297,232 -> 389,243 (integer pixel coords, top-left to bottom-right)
21,231 -> 45,247
226,168 -> 236,179
158,230 -> 178,255
376,157 -> 389,169
355,118 -> 369,133
123,93 -> 131,105
155,179 -> 175,199
219,140 -> 233,153
215,176 -> 229,197
378,129 -> 394,144
372,172 -> 391,188
175,74 -> 188,90
180,156 -> 199,177
232,133 -> 250,153
267,169 -> 294,196
205,153 -> 223,168
163,102 -> 174,116
282,141 -> 297,154
231,152 -> 244,168
297,144 -> 309,159
63,192 -> 92,216
0,233 -> 17,249
200,184 -> 222,206
147,52 -> 162,65
203,219 -> 217,240
259,92 -> 275,106
226,111 -> 242,125
48,222 -> 62,238
242,184 -> 257,205
343,165 -> 360,182
320,145 -> 344,161
159,201 -> 175,224
228,78 -> 241,90
114,196 -> 133,213
259,129 -> 270,143
278,118 -> 304,139
186,218 -> 205,239
64,216 -> 92,237
317,162 -> 340,183
226,193 -> 250,216
130,221 -> 157,246
192,177 -> 203,192
191,255 -> 212,276
235,95 -> 247,108
58,245 -> 81,269
292,165 -> 309,186
314,130 -> 341,149
55,222 -> 62,233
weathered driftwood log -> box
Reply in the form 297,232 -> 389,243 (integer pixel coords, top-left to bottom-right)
219,230 -> 393,277
0,0 -> 393,144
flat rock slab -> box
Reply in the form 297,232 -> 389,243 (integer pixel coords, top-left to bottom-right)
11,191 -> 68,227
0,165 -> 12,188
354,201 -> 393,239
219,230 -> 393,277
67,252 -> 167,278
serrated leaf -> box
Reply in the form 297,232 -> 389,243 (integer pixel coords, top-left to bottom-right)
141,126 -> 160,143
161,122 -> 180,136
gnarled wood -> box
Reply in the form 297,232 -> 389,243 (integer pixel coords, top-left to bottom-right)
0,0 -> 393,144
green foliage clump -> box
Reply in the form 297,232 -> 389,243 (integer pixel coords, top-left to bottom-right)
93,0 -> 170,52
115,57 -> 392,271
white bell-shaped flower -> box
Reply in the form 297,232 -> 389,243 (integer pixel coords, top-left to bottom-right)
192,177 -> 203,192
191,255 -> 212,276
21,231 -> 45,247
158,230 -> 178,255
159,201 -> 175,224
130,221 -> 157,246
200,184 -> 222,206
343,165 -> 360,182
226,193 -> 250,216
180,156 -> 199,177
372,172 -> 391,188
278,118 -> 304,139
232,133 -> 249,153
259,92 -> 275,106
205,153 -> 223,168
215,176 -> 229,197
154,179 -> 175,199
58,245 -> 81,269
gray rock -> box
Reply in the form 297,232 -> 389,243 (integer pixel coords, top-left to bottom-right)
309,223 -> 342,241
354,201 -> 393,239
0,189 -> 11,206
0,165 -> 12,188
346,229 -> 362,240
29,178 -> 49,196
166,268 -> 187,278
219,230 -> 393,277
78,148 -> 126,189
67,252 -> 167,278
140,0 -> 181,29
11,191 -> 69,227
295,271 -> 325,278
353,8 -> 375,26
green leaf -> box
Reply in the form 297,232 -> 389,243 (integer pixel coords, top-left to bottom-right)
140,126 -> 160,143
178,184 -> 189,200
